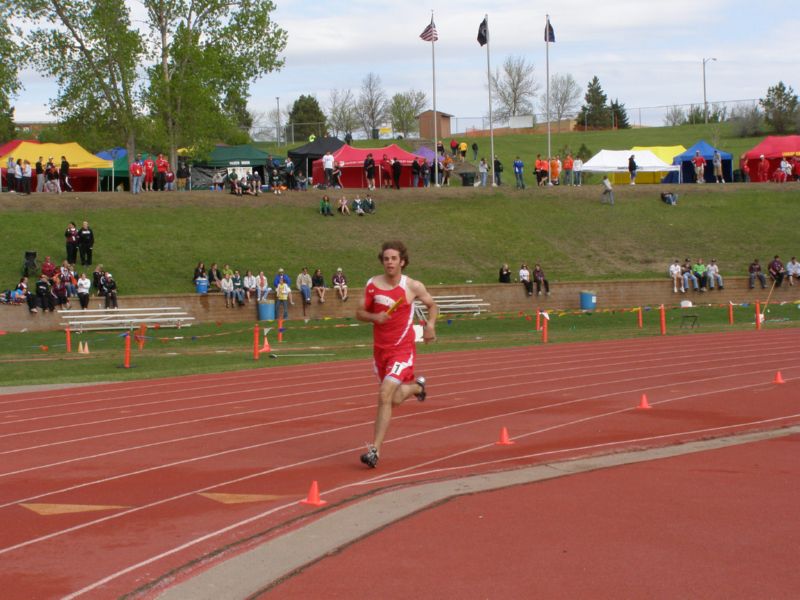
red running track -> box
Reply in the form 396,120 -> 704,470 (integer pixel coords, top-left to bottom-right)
0,328 -> 798,598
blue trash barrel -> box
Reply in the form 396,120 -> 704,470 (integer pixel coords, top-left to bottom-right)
579,291 -> 597,310
257,300 -> 276,321
195,278 -> 209,294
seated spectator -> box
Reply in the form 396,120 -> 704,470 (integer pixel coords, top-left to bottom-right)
785,256 -> 800,286
221,273 -> 235,308
319,195 -> 333,216
59,261 -> 77,296
102,273 -> 118,309
706,259 -> 724,290
337,196 -> 351,215
249,170 -> 262,195
749,258 -> 767,289
352,196 -> 365,216
519,263 -> 533,296
499,263 -> 511,283
41,256 -> 57,280
212,171 -> 224,191
243,269 -> 257,302
333,267 -> 348,301
312,268 -> 326,303
364,194 -> 376,213
208,263 -> 222,290
692,258 -> 708,292
270,169 -> 283,194
93,264 -> 106,296
35,273 -> 55,312
273,268 -> 291,289
669,259 -> 684,293
52,274 -> 71,309
296,170 -> 308,191
77,272 -> 91,309
533,263 -> 550,296
14,277 -> 38,312
296,267 -> 312,305
222,263 -> 234,278
231,270 -> 245,306
229,173 -> 242,196
682,258 -> 699,292
193,261 -> 207,283
768,255 -> 785,287
256,271 -> 271,301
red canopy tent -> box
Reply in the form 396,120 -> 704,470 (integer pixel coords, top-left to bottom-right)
741,135 -> 800,182
311,144 -> 420,188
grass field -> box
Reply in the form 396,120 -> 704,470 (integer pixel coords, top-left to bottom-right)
2,303 -> 798,387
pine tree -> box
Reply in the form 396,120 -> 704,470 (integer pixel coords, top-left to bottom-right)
576,76 -> 610,130
288,95 -> 327,139
610,99 -> 630,129
760,81 -> 799,134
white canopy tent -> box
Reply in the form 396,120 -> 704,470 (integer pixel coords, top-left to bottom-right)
582,149 -> 680,176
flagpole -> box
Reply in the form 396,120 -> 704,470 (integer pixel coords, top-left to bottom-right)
546,14 -> 552,185
431,11 -> 439,187
485,14 -> 495,187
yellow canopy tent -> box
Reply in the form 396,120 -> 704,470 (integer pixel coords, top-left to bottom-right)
609,145 -> 685,184
0,141 -> 113,192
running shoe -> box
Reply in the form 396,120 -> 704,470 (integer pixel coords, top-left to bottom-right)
360,445 -> 379,468
414,375 -> 427,402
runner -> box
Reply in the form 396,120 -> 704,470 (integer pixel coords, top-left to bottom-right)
356,240 -> 439,468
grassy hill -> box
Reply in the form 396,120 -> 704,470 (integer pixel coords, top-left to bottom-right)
2,183 -> 798,296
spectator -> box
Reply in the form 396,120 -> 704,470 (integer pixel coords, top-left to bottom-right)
60,156 -> 73,192
381,154 -> 393,188
712,151 -> 724,183
337,196 -> 350,215
319,195 -> 333,216
450,138 -> 458,157
231,270 -> 245,306
15,276 -> 38,312
176,160 -> 190,191
221,273 -> 235,308
297,267 -> 313,306
52,273 -> 71,309
271,170 -> 284,194
364,194 -> 376,214
533,263 -> 550,296
35,156 -> 45,193
436,139 -> 445,156
601,176 -> 614,205
478,158 -> 489,187
102,272 -> 118,309
331,163 -> 344,189
628,154 -> 637,185
93,264 -> 106,296
352,195 -> 365,216
706,258 -> 724,290
143,154 -> 155,191
212,170 -> 224,191
785,256 -> 800,286
41,255 -> 57,280
284,156 -> 295,190
77,272 -> 91,309
471,141 -> 479,161
768,255 -> 786,287
411,158 -> 422,188
513,156 -> 525,189
421,159 -> 430,187
562,153 -> 574,186
164,168 -> 175,191
442,155 -> 454,186
573,155 -> 584,186
22,160 -> 32,195
5,155 -> 14,193
322,151 -> 335,187
459,141 -> 468,162
296,170 -> 308,191
742,160 -> 751,183
272,267 -> 291,290
364,153 -> 376,191
534,154 -> 547,186
78,220 -> 94,266
222,263 -> 234,278
312,268 -> 326,303
46,159 -> 61,193
208,263 -> 222,290
35,273 -> 55,312
549,156 -> 560,185
129,154 -> 144,194
748,258 -> 767,289
228,173 -> 242,196
333,267 -> 348,301
275,277 -> 293,319
499,263 -> 512,283
256,271 -> 271,301
493,155 -> 503,186
59,260 -> 77,297
692,258 -> 709,292
391,158 -> 402,190
155,153 -> 169,191
682,258 -> 699,292
692,150 -> 706,183
519,263 -> 533,296
243,269 -> 257,302
669,259 -> 685,293
193,261 -> 207,283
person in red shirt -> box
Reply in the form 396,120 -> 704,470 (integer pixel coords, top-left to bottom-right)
563,153 -> 574,186
757,155 -> 770,183
143,155 -> 155,191
692,150 -> 707,183
129,156 -> 143,194
741,160 -> 750,182
534,154 -> 547,186
155,153 -> 169,191
356,240 -> 439,468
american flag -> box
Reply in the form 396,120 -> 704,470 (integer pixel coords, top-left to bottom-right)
420,19 -> 438,42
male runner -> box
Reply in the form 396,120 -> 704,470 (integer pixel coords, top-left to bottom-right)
356,240 -> 438,468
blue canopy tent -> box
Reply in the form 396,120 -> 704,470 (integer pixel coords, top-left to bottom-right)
666,140 -> 733,184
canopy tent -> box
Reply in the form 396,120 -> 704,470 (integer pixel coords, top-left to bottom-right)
667,140 -> 733,184
0,141 -> 112,192
287,137 -> 345,178
741,135 -> 800,182
311,144 -> 419,188
582,150 -> 679,180
414,146 -> 437,164
607,145 -> 686,184
0,139 -> 32,158
206,144 -> 270,168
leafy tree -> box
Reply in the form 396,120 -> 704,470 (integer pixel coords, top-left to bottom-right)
288,95 -> 327,140
575,143 -> 592,162
610,99 -> 630,129
0,20 -> 21,140
729,103 -> 764,137
356,73 -> 388,139
491,55 -> 539,122
541,73 -> 580,131
328,88 -> 359,138
20,0 -> 143,156
388,90 -> 427,137
576,76 -> 611,130
759,81 -> 799,134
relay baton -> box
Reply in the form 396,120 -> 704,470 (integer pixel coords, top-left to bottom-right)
386,296 -> 405,315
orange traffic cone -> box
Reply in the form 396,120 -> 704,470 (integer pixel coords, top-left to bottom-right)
495,427 -> 515,446
77,341 -> 85,354
774,371 -> 785,385
638,393 -> 651,409
260,331 -> 271,353
301,480 -> 327,506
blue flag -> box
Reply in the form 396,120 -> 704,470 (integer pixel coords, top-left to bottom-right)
544,19 -> 555,43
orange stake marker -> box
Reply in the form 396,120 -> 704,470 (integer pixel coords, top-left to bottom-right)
65,327 -> 72,353
659,304 -> 666,336
253,323 -> 260,360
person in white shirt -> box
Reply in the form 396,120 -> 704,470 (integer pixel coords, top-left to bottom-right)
669,259 -> 684,293
786,256 -> 800,286
296,267 -> 313,305
573,157 -> 583,186
243,270 -> 257,302
77,273 -> 92,309
322,151 -> 335,187
221,273 -> 235,308
706,259 -> 724,290
519,263 -> 533,296
601,176 -> 614,205
256,271 -> 271,301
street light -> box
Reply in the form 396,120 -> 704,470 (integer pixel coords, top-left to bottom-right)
702,57 -> 716,124
276,97 -> 281,146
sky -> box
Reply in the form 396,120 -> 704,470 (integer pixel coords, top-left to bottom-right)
12,0 -> 799,132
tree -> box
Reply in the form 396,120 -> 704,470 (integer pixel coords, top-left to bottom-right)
760,81 -> 799,134
491,55 -> 539,122
610,99 -> 630,129
287,95 -> 327,141
542,73 -> 580,131
143,0 -> 287,165
356,73 -> 388,139
328,88 -> 359,138
388,90 -> 427,137
663,105 -> 686,127
20,0 -> 144,155
576,76 -> 611,130
729,103 -> 764,137
0,20 -> 21,140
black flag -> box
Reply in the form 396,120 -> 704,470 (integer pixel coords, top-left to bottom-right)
477,17 -> 488,46
544,18 -> 555,43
